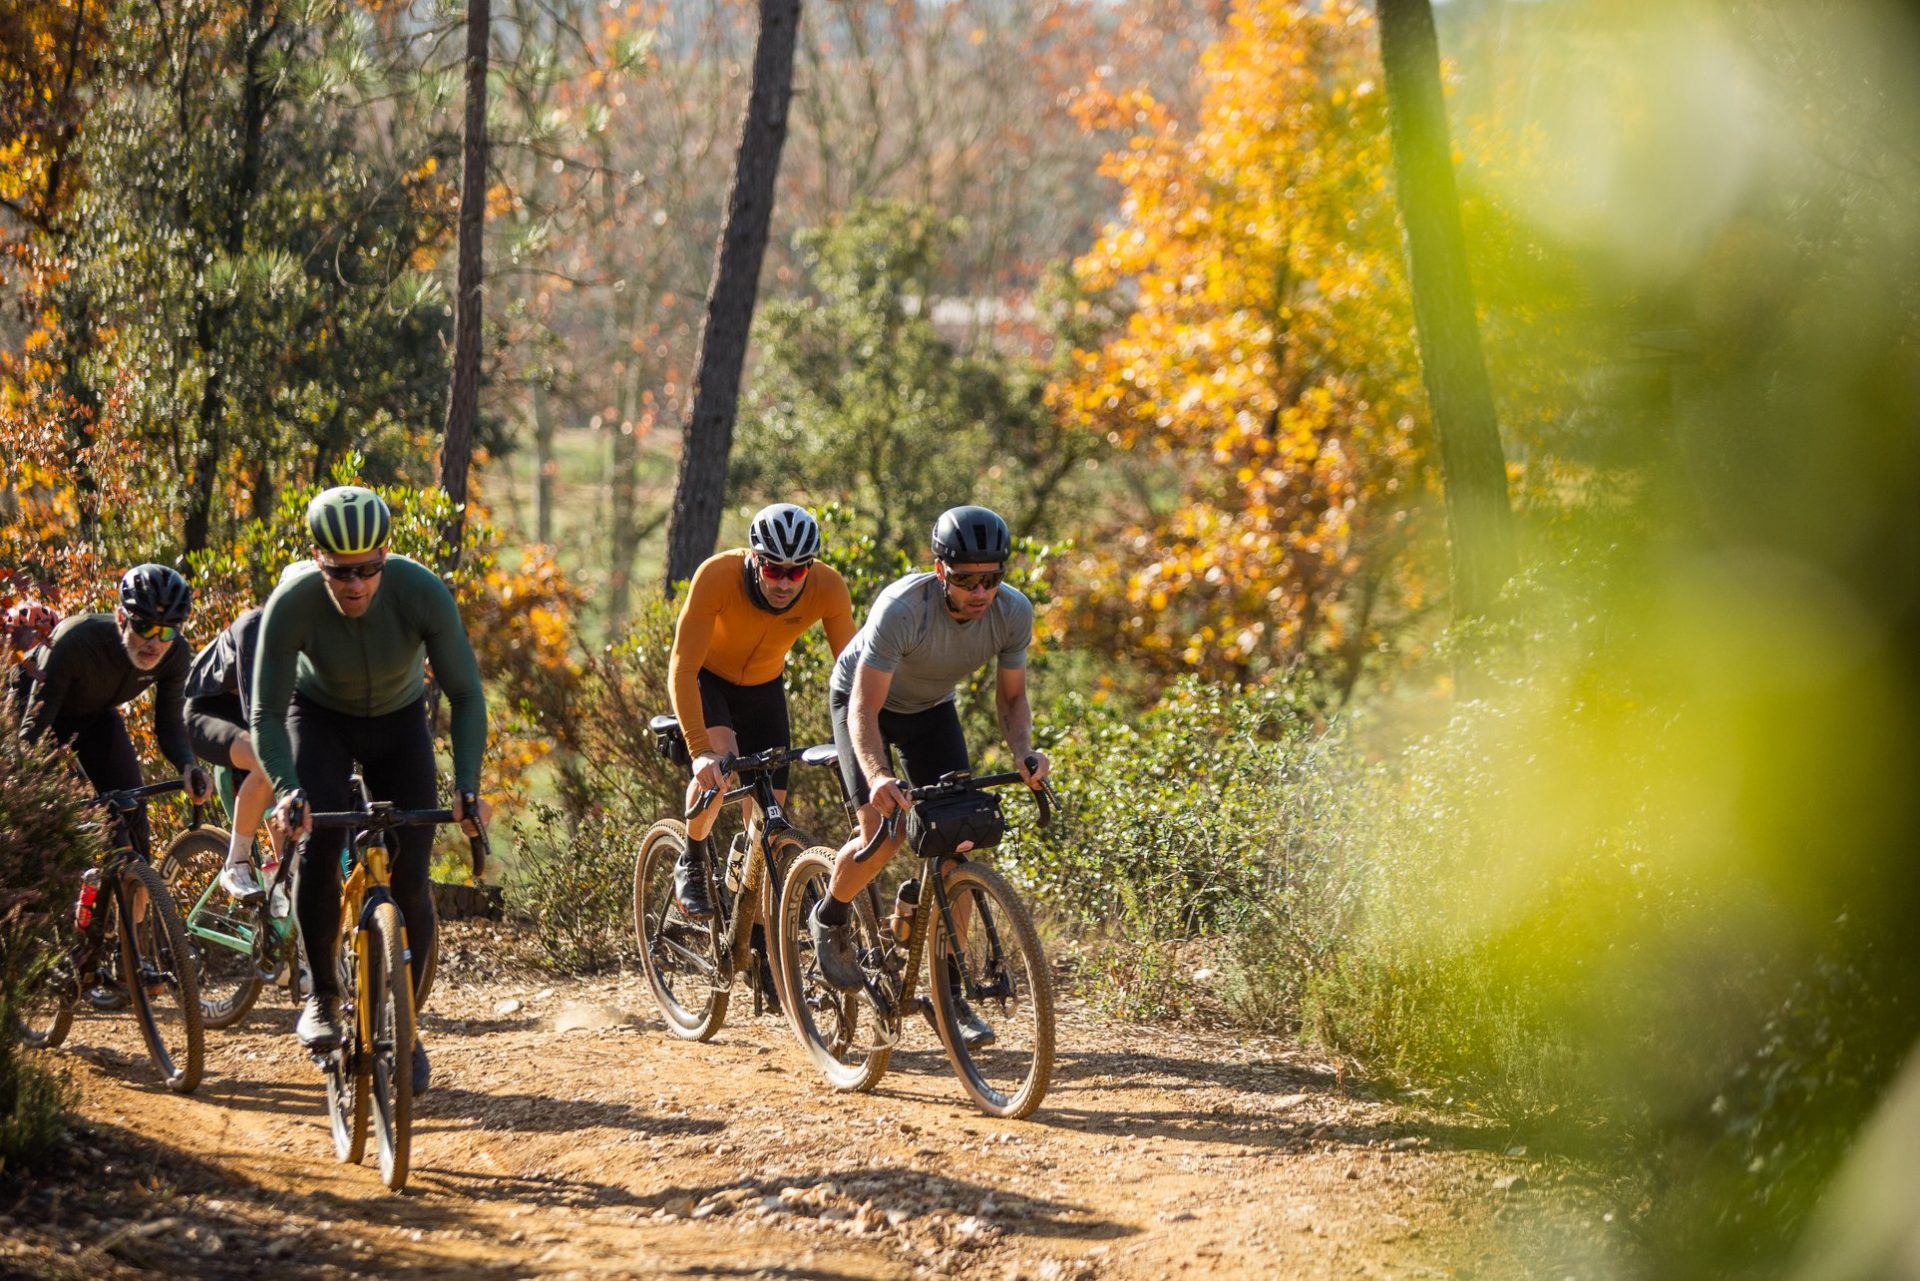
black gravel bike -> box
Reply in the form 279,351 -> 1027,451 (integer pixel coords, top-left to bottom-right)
634,715 -> 824,1040
15,779 -> 206,1093
776,758 -> 1059,1119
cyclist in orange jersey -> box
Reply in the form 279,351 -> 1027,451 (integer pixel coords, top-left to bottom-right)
666,504 -> 856,922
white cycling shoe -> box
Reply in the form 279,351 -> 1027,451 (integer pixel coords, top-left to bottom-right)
218,861 -> 266,902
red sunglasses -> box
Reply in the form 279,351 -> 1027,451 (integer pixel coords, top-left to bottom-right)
758,559 -> 811,582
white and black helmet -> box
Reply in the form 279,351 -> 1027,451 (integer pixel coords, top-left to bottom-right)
119,563 -> 193,625
748,503 -> 821,565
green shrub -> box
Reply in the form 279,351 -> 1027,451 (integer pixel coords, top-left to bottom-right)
0,677 -> 105,1175
505,799 -> 645,973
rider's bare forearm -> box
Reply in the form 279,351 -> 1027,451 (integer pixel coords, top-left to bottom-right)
997,691 -> 1034,762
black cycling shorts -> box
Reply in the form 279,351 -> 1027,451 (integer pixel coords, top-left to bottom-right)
697,669 -> 791,789
186,692 -> 250,772
828,687 -> 970,807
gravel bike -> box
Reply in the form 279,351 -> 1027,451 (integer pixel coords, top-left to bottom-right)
297,785 -> 486,1191
158,799 -> 296,1029
634,715 -> 822,1040
15,779 -> 206,1093
776,758 -> 1059,1118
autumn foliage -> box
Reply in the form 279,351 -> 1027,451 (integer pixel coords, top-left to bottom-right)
1054,1 -> 1430,691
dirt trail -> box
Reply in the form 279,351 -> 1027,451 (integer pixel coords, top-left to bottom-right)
3,932 -> 1611,1279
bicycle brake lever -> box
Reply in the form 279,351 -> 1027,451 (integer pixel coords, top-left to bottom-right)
461,790 -> 490,880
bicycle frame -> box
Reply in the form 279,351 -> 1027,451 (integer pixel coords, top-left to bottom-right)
686,749 -> 803,996
838,768 -> 1055,1041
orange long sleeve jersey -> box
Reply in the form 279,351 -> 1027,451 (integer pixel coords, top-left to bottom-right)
667,549 -> 856,756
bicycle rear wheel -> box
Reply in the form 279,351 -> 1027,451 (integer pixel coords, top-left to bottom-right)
365,901 -> 415,1190
776,848 -> 891,1092
634,820 -> 728,1040
159,827 -> 262,1029
928,862 -> 1054,1119
119,860 -> 206,1093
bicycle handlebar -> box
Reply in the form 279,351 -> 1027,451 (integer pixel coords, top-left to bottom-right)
92,778 -> 186,812
685,744 -> 807,818
298,794 -> 492,878
850,758 -> 1058,864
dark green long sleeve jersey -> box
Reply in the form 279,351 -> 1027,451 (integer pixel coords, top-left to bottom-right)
250,556 -> 487,794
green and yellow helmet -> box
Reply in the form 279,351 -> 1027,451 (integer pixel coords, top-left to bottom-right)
307,486 -> 392,555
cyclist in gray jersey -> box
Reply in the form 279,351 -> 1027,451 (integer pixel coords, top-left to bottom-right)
809,506 -> 1051,1046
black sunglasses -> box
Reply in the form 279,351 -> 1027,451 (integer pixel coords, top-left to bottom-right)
319,556 -> 387,581
946,570 -> 1004,592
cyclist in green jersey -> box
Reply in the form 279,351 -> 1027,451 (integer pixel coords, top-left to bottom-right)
254,487 -> 489,1093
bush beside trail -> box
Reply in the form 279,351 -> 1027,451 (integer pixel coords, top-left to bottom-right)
0,682 -> 107,1177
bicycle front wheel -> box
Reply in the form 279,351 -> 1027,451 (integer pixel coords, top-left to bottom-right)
634,820 -> 727,1040
928,862 -> 1054,1119
327,927 -> 369,1166
365,901 -> 415,1191
119,860 -> 206,1093
776,847 -> 891,1092
159,827 -> 262,1030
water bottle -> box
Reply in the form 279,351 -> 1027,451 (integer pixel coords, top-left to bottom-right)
73,868 -> 103,933
889,878 -> 920,942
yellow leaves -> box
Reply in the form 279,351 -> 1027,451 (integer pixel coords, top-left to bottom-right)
1049,0 -> 1436,686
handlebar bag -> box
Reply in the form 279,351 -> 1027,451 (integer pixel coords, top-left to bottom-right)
906,791 -> 1005,859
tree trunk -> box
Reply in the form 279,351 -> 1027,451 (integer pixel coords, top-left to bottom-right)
182,0 -> 274,560
661,0 -> 802,593
531,374 -> 555,545
439,0 -> 491,569
1376,0 -> 1515,621
607,280 -> 641,633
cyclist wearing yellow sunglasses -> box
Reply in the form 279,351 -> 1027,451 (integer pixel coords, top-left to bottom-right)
10,564 -> 215,858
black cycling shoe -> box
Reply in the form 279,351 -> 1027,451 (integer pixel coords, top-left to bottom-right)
948,993 -> 996,1050
673,839 -> 714,922
411,1040 -> 431,1094
296,995 -> 344,1050
83,983 -> 130,1012
943,959 -> 994,1049
809,901 -> 865,992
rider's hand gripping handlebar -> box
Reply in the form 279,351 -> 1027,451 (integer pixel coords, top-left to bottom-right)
461,789 -> 491,879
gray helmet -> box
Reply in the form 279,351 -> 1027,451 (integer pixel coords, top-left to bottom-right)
748,503 -> 821,564
931,505 -> 1011,565
119,563 -> 193,625
307,486 -> 392,555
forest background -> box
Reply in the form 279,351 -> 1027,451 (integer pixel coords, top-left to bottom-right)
3,1 -> 1918,1276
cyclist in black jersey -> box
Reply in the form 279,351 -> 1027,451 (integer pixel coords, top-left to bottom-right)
184,606 -> 276,899
12,565 -> 215,854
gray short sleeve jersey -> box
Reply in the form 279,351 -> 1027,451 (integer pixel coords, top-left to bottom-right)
830,572 -> 1032,714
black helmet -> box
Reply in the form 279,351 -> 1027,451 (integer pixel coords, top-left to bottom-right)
119,563 -> 193,625
931,506 -> 1011,565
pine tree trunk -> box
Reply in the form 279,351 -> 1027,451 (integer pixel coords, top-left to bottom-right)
440,0 -> 491,569
531,375 -> 555,545
1376,0 -> 1515,621
661,0 -> 802,593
